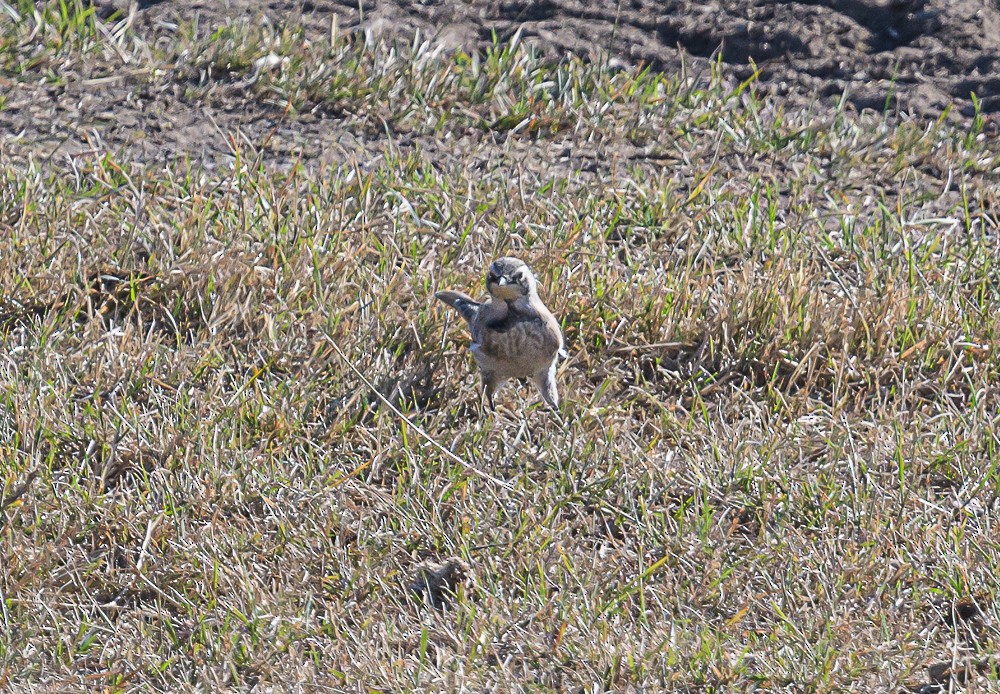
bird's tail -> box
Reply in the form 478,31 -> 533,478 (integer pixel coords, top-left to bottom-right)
532,362 -> 560,409
434,290 -> 480,325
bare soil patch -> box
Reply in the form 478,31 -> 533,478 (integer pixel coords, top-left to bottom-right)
139,0 -> 1000,120
4,0 -> 999,167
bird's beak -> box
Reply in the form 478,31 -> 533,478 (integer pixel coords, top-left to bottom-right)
496,276 -> 508,286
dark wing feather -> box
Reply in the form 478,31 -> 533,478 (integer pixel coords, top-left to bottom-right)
435,290 -> 481,325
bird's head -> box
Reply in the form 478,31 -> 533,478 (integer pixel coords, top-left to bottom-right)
486,257 -> 536,301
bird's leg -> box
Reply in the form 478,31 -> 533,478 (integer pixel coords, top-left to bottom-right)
483,374 -> 498,411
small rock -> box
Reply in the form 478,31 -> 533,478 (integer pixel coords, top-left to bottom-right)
408,557 -> 471,609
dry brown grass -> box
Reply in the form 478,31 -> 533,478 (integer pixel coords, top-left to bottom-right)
1,3 -> 1000,692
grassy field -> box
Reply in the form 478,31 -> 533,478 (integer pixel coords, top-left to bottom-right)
2,2 -> 1000,691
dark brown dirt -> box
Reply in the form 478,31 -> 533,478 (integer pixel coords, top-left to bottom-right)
132,0 -> 1000,119
4,0 -> 999,166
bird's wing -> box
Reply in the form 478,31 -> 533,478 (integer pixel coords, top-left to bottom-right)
434,290 -> 481,326
527,295 -> 564,354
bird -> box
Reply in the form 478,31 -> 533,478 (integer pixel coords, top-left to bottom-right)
435,257 -> 564,410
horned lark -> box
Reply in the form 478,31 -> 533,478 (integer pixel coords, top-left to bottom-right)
436,257 -> 564,410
